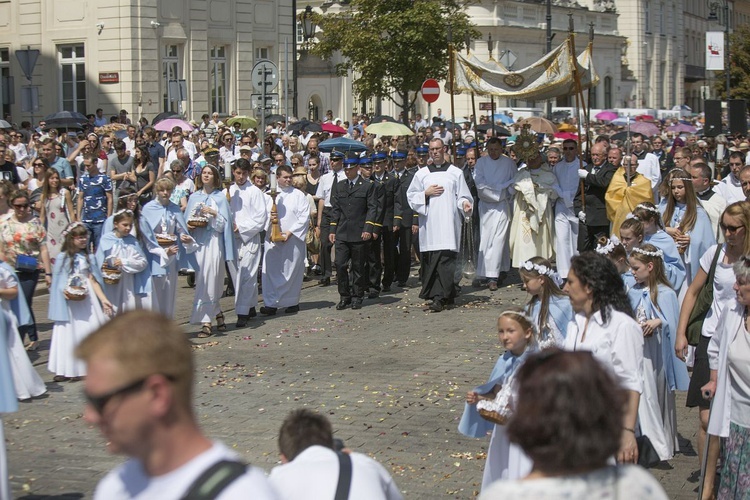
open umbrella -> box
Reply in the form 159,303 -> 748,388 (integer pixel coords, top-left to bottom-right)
287,119 -> 322,133
610,131 -> 637,142
43,110 -> 89,129
265,114 -> 286,123
492,113 -> 515,125
153,118 -> 194,132
667,123 -> 697,134
629,121 -> 660,137
370,115 -> 397,123
365,122 -> 414,136
554,132 -> 578,140
322,122 -> 347,134
318,137 -> 368,153
226,116 -> 258,130
151,111 -> 179,125
475,124 -> 511,136
635,114 -> 656,122
518,117 -> 557,135
612,117 -> 635,126
595,111 -> 619,122
557,123 -> 577,132
0,120 -> 12,129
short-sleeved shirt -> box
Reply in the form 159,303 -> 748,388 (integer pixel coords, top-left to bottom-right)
0,217 -> 47,268
51,156 -> 74,180
170,178 -> 195,206
700,244 -> 737,338
147,141 -> 166,169
78,173 -> 112,223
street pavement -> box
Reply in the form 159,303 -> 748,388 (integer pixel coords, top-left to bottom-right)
8,271 -> 705,498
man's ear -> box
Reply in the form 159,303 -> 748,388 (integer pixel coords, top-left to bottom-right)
280,453 -> 289,464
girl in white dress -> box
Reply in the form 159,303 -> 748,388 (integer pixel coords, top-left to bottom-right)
519,257 -> 571,349
48,222 -> 112,381
462,310 -> 538,490
94,210 -> 148,314
0,262 -> 46,399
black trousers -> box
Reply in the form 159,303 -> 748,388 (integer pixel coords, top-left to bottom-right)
367,228 -> 396,290
335,240 -> 367,299
393,225 -> 413,284
577,223 -> 610,252
319,208 -> 335,278
419,250 -> 457,302
16,269 -> 39,342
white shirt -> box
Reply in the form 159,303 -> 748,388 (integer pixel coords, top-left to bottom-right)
269,445 -> 402,500
315,169 -> 343,207
564,308 -> 644,394
716,173 -> 745,204
635,151 -> 661,189
474,154 -> 516,205
554,157 -> 586,210
93,442 -> 278,500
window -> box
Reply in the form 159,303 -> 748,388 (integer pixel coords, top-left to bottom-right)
296,21 -> 304,45
256,47 -> 269,62
589,82 -> 597,110
660,2 -> 665,34
644,1 -> 651,33
59,44 -> 86,113
0,49 -> 9,119
604,76 -> 613,109
210,46 -> 227,114
162,45 -> 181,113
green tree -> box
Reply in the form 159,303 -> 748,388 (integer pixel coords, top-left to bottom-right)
713,23 -> 750,100
309,0 -> 480,122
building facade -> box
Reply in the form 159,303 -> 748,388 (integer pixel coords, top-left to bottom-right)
0,0 -> 295,124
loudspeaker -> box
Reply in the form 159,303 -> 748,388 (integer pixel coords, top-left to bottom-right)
704,100 -> 722,137
728,99 -> 748,136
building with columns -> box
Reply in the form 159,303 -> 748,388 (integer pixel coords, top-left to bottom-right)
0,0 -> 295,124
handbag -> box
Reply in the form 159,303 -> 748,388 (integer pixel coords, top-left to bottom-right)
636,435 -> 661,468
685,245 -> 723,346
306,220 -> 320,254
15,254 -> 38,272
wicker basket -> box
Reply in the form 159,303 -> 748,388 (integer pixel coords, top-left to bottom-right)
101,264 -> 122,285
64,286 -> 88,301
478,408 -> 509,426
156,234 -> 177,247
187,218 -> 208,229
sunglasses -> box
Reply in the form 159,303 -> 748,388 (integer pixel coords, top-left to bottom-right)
721,223 -> 745,234
13,203 -> 30,209
291,162 -> 301,166
33,163 -> 45,167
84,377 -> 150,415
563,147 -> 576,151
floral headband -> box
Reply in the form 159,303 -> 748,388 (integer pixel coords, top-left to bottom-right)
62,221 -> 85,238
520,260 -> 563,287
595,235 -> 621,256
113,208 -> 134,217
499,310 -> 540,337
634,203 -> 660,215
631,246 -> 664,259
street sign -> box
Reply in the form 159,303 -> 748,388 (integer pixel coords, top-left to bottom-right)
479,102 -> 495,111
251,93 -> 279,110
421,79 -> 440,103
15,49 -> 40,81
498,49 -> 517,69
251,60 -> 279,93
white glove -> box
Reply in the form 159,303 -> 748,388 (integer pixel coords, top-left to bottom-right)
577,169 -> 588,179
578,210 -> 586,224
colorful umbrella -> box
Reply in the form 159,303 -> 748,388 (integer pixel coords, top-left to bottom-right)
595,111 -> 618,121
667,123 -> 697,133
322,122 -> 347,134
554,132 -> 578,140
226,116 -> 258,130
518,117 -> 557,135
635,114 -> 656,122
153,118 -> 194,132
612,117 -> 635,126
557,123 -> 577,132
365,122 -> 414,136
318,137 -> 368,153
492,113 -> 515,125
629,121 -> 660,137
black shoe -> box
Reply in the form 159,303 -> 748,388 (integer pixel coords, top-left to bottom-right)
236,315 -> 249,328
319,277 -> 331,286
248,307 -> 257,318
351,299 -> 363,310
285,305 -> 300,314
367,290 -> 380,299
382,285 -> 391,293
336,299 -> 351,310
303,275 -> 312,282
429,300 -> 444,313
397,281 -> 407,287
312,264 -> 322,275
260,306 -> 277,316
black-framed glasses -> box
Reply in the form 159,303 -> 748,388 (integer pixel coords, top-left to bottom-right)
84,377 -> 149,415
721,223 -> 745,234
12,203 -> 29,209
33,163 -> 45,167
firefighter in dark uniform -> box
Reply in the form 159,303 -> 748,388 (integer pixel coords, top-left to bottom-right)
314,148 -> 346,286
368,152 -> 398,294
391,150 -> 419,287
329,153 -> 380,310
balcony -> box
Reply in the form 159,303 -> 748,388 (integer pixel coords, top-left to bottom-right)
685,64 -> 706,82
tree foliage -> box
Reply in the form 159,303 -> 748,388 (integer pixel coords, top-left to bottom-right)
309,0 -> 480,120
713,23 -> 750,100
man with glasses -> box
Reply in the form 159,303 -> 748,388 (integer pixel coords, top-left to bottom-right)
650,136 -> 674,177
630,133 -> 661,202
77,311 -> 277,499
716,151 -> 746,203
553,138 -> 586,280
407,138 -> 472,312
672,147 -> 691,173
575,142 -> 617,251
7,131 -> 29,165
304,138 -> 330,175
218,133 -> 237,166
687,162 -> 726,241
315,149 -> 346,286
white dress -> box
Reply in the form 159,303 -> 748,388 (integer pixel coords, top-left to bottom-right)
100,239 -> 148,315
48,254 -> 108,378
0,268 -> 46,399
190,197 -> 227,324
474,155 -> 516,278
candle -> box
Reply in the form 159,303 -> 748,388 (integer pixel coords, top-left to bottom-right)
223,160 -> 231,180
717,143 -> 725,163
270,172 -> 277,191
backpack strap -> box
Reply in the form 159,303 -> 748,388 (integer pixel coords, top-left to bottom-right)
334,452 -> 352,500
181,459 -> 248,500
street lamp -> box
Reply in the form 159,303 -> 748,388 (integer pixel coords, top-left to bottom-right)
708,1 -> 730,99
302,5 -> 316,47
487,34 -> 496,137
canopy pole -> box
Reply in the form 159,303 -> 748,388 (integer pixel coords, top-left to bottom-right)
568,13 -> 587,211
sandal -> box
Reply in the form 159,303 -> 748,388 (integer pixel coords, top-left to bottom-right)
198,324 -> 213,338
53,375 -> 70,383
216,312 -> 227,332
25,341 -> 39,351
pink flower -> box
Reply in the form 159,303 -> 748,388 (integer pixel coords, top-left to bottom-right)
50,212 -> 56,220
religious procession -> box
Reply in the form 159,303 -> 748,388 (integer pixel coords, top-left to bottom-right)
1,23 -> 750,500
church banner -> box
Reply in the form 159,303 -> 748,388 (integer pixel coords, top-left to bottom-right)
706,31 -> 725,71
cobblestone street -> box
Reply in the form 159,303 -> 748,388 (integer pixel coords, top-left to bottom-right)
9,272 -> 704,498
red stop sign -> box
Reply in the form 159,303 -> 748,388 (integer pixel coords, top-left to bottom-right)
421,79 -> 440,103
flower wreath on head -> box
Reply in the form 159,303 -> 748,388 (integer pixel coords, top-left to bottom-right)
498,309 -> 540,337
520,260 -> 563,287
113,208 -> 134,217
625,212 -> 640,221
61,221 -> 85,238
634,203 -> 660,215
631,246 -> 664,259
595,235 -> 621,256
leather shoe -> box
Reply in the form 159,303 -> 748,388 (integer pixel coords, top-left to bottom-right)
429,300 -> 444,313
248,307 -> 257,318
488,280 -> 498,291
318,277 -> 331,286
285,305 -> 300,314
397,281 -> 407,287
336,299 -> 351,310
367,290 -> 380,299
260,306 -> 277,316
236,315 -> 249,328
351,299 -> 363,310
382,285 -> 391,293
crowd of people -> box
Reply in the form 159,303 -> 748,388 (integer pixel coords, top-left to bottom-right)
0,107 -> 749,498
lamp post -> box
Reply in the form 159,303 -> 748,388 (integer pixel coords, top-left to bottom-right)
708,1 -> 730,99
487,34 -> 496,138
295,6 -> 317,119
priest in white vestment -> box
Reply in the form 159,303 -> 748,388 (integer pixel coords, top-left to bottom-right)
553,138 -> 586,279
261,165 -> 310,314
407,138 -> 473,312
227,159 -> 268,327
474,137 -> 517,289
